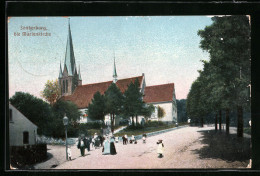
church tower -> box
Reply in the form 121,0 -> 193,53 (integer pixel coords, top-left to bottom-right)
113,52 -> 118,83
59,18 -> 82,96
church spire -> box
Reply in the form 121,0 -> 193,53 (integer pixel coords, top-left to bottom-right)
113,51 -> 118,83
78,64 -> 82,80
59,61 -> 63,78
64,18 -> 76,76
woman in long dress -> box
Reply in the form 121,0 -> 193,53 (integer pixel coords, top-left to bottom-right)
102,137 -> 110,155
110,136 -> 117,155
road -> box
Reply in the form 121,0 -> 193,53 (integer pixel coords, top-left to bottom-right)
37,126 -> 249,169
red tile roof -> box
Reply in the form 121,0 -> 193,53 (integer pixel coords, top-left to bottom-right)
62,76 -> 143,109
143,83 -> 174,103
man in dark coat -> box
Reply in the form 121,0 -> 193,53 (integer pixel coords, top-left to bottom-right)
77,135 -> 87,156
86,137 -> 91,152
99,135 -> 104,147
122,135 -> 126,145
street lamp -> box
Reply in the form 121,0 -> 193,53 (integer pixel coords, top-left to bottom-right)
63,114 -> 69,160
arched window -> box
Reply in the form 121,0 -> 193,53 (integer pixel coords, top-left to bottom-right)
66,80 -> 68,93
23,131 -> 29,144
63,80 -> 65,93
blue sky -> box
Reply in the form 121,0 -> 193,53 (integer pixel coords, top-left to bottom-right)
8,16 -> 213,99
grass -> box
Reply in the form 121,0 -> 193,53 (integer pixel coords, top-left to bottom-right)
115,122 -> 188,136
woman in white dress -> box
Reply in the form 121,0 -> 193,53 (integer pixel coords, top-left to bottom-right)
102,136 -> 110,155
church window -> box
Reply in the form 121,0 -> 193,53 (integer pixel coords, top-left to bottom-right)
66,80 -> 68,93
23,131 -> 29,144
63,80 -> 65,93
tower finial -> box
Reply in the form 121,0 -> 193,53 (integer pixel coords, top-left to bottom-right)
113,51 -> 118,83
59,60 -> 63,78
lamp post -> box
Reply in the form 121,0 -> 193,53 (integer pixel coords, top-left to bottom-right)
63,114 -> 69,160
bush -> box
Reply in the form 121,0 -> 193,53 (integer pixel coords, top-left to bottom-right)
10,144 -> 47,168
145,121 -> 164,127
127,124 -> 144,130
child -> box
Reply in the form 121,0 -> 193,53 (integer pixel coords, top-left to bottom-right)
67,146 -> 72,161
130,135 -> 135,144
157,139 -> 164,158
115,136 -> 119,143
142,134 -> 147,143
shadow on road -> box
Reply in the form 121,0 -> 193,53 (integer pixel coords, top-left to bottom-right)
192,130 -> 251,162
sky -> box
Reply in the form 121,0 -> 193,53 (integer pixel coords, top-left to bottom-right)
8,16 -> 213,100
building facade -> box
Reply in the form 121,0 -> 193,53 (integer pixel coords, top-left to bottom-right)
9,104 -> 38,146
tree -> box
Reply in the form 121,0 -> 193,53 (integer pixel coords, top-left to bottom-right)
104,83 -> 124,133
88,91 -> 106,123
41,79 -> 61,106
52,100 -> 82,138
157,106 -> 166,120
123,78 -> 144,126
176,99 -> 187,123
197,16 -> 250,136
9,92 -> 54,136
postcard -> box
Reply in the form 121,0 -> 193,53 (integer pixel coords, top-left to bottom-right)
8,16 -> 251,170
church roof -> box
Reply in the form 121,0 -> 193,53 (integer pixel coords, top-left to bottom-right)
143,83 -> 175,103
62,75 -> 144,109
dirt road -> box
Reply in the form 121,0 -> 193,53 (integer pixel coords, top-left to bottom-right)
46,126 -> 250,169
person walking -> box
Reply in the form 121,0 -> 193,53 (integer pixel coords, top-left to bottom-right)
102,136 -> 110,155
99,135 -> 104,147
122,135 -> 126,145
157,139 -> 164,158
124,134 -> 128,144
115,136 -> 119,143
86,137 -> 91,153
130,135 -> 135,144
77,135 -> 87,157
110,136 -> 117,155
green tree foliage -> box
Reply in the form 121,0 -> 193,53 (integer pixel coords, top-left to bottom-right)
52,100 -> 82,138
123,78 -> 144,126
176,99 -> 187,123
88,91 -> 106,123
142,104 -> 155,121
198,16 -> 250,109
187,16 -> 250,135
9,92 -> 54,136
41,79 -> 61,106
104,83 -> 124,133
157,106 -> 166,119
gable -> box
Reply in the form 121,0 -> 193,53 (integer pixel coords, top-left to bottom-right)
143,83 -> 175,103
9,104 -> 38,128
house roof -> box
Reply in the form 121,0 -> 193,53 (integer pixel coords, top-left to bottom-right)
9,104 -> 38,128
143,83 -> 175,103
62,75 -> 143,109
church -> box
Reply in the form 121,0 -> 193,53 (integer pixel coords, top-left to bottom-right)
59,20 -> 177,125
